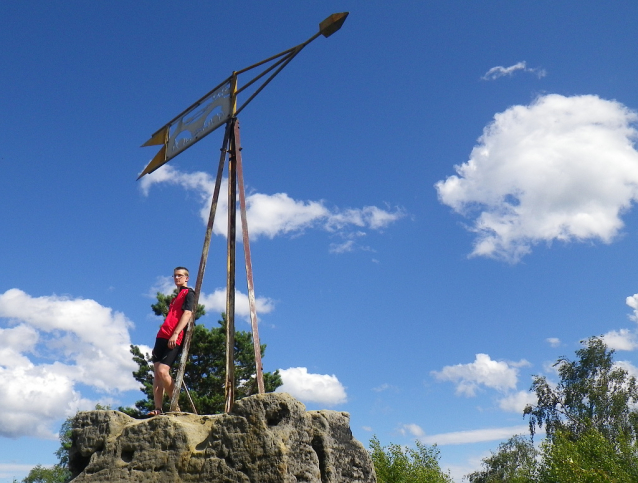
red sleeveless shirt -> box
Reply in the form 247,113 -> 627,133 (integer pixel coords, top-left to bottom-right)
156,287 -> 193,345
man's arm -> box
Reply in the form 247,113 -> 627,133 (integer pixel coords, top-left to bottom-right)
167,310 -> 193,349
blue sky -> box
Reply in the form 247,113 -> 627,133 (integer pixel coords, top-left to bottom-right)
3,1 -> 638,481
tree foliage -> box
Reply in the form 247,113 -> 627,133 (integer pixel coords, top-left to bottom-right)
369,435 -> 453,483
466,435 -> 538,483
53,410 -> 74,471
126,289 -> 282,415
466,337 -> 638,482
524,337 -> 638,444
16,465 -> 70,483
538,426 -> 638,483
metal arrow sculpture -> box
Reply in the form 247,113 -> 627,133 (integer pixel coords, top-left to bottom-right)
138,13 -> 348,414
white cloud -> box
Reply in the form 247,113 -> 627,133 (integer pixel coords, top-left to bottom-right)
147,276 -> 175,297
140,165 -> 404,251
0,289 -> 138,438
615,360 -> 638,378
329,240 -> 355,254
436,94 -> 638,262
508,359 -> 532,368
329,231 -> 371,254
325,206 -> 402,231
432,354 -> 523,396
498,390 -> 538,413
543,361 -> 561,376
546,337 -> 561,348
627,294 -> 638,322
419,425 -> 531,446
240,191 -> 329,238
276,367 -> 347,406
198,288 -> 275,321
400,423 -> 425,438
597,294 -> 638,352
602,328 -> 638,351
482,61 -> 546,80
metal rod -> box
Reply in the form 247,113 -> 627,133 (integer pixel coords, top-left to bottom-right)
234,46 -> 297,75
234,120 -> 265,394
235,51 -> 296,96
235,46 -> 304,117
169,122 -> 231,413
224,119 -> 237,413
234,29 -> 321,75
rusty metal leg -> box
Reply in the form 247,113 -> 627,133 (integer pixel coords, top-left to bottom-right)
233,120 -> 265,394
169,123 -> 231,413
225,120 -> 237,413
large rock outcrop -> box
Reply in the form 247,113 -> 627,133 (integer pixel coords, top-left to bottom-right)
69,392 -> 376,482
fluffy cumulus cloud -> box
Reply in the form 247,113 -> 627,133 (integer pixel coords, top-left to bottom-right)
276,367 -> 347,406
481,61 -> 546,80
140,165 -> 404,251
602,328 -> 638,351
432,354 -> 527,396
498,390 -> 538,413
615,360 -> 638,379
546,337 -> 561,348
148,275 -> 176,297
602,294 -> 638,351
399,423 -> 425,438
0,289 -> 138,438
436,94 -> 638,262
198,288 -> 275,321
627,293 -> 638,322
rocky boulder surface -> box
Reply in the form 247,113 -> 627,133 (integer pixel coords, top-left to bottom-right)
69,392 -> 376,482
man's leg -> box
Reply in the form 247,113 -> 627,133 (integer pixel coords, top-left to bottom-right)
153,362 -> 174,410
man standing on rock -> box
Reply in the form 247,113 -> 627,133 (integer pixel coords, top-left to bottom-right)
149,266 -> 194,415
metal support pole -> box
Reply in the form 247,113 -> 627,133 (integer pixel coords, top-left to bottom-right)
224,119 -> 237,413
234,120 -> 265,394
169,124 -> 231,413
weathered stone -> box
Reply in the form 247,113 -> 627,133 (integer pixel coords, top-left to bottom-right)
69,393 -> 376,482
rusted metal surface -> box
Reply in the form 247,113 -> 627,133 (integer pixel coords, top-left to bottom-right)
224,119 -> 238,414
169,122 -> 231,413
319,12 -> 349,38
234,120 -> 265,394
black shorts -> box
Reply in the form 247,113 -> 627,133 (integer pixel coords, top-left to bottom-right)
151,337 -> 182,366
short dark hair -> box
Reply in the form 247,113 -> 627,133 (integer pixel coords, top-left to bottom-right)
174,266 -> 189,276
